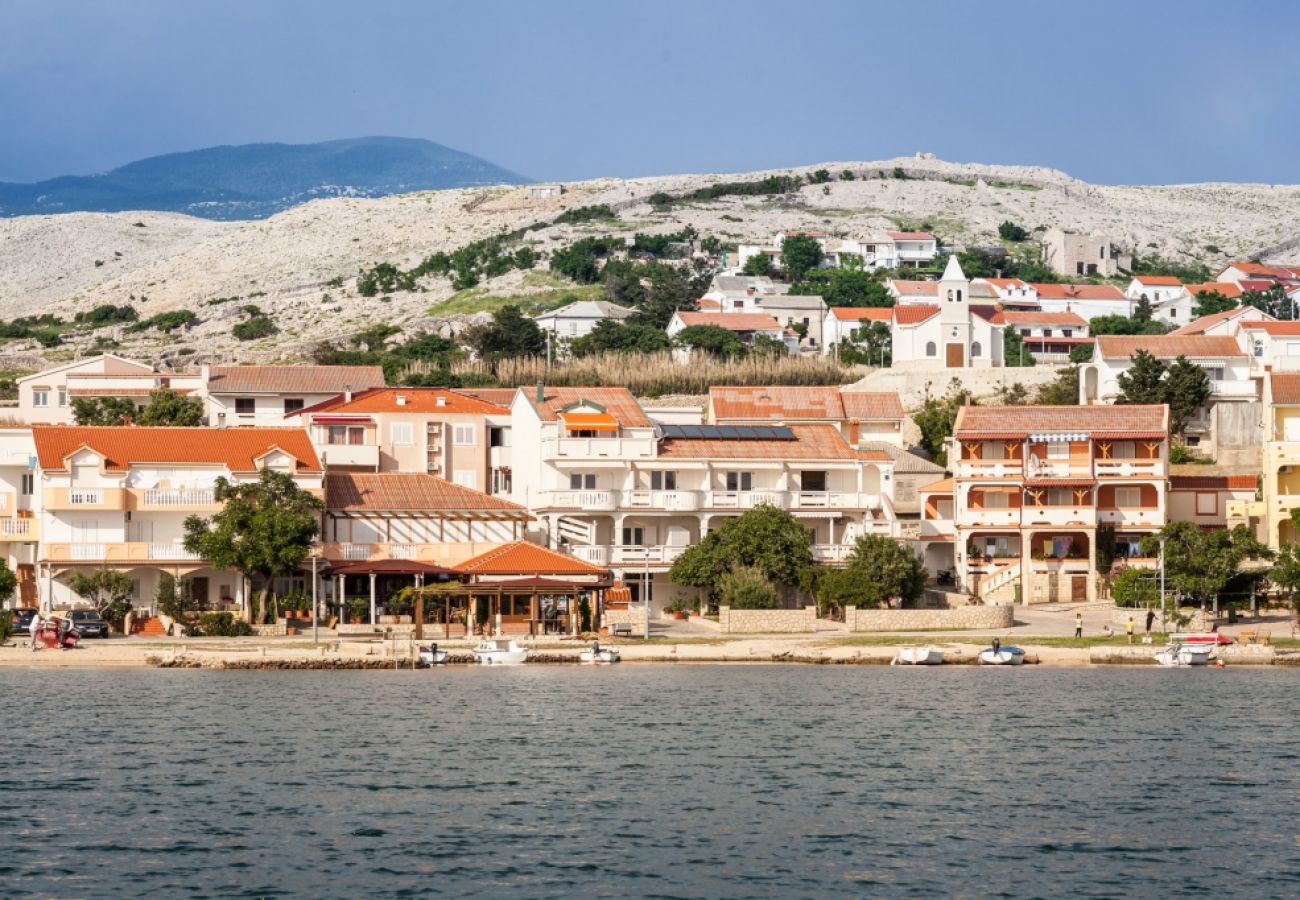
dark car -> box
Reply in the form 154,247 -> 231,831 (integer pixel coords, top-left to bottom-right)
10,607 -> 38,635
65,609 -> 110,638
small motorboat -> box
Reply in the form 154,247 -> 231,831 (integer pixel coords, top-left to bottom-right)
472,639 -> 529,665
417,643 -> 448,667
1154,642 -> 1215,667
578,642 -> 620,664
978,643 -> 1025,666
891,646 -> 944,666
1176,632 -> 1234,647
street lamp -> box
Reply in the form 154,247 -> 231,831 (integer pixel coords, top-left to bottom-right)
311,549 -> 320,644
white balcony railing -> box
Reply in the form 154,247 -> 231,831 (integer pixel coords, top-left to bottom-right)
0,518 -> 33,537
389,543 -> 420,559
790,491 -> 881,510
812,544 -> 854,563
147,543 -> 203,561
544,490 -> 618,511
142,489 -> 215,506
71,543 -> 105,559
572,545 -> 611,566
623,489 -> 701,512
708,490 -> 787,509
321,443 -> 380,468
542,437 -> 655,459
1094,460 -> 1163,478
1020,506 -> 1094,527
342,543 -> 375,560
1097,508 -> 1162,527
956,507 -> 1021,528
1209,381 -> 1258,398
610,545 -> 689,565
69,490 -> 103,505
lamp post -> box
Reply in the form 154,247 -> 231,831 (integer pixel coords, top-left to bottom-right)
311,550 -> 320,644
1158,537 -> 1167,633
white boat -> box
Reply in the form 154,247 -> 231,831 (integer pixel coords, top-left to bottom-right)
417,643 -> 448,667
891,646 -> 944,666
472,639 -> 529,665
978,645 -> 1026,666
578,642 -> 620,665
1154,643 -> 1215,667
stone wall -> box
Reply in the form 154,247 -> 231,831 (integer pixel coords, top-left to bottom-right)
602,607 -> 648,628
845,604 -> 1013,632
718,605 -> 817,634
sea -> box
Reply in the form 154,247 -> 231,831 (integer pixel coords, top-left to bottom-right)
3,665 -> 1298,898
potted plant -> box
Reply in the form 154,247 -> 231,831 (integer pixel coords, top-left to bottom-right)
666,597 -> 693,620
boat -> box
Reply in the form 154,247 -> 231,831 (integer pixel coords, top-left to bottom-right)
1153,642 -> 1215,667
978,644 -> 1026,666
578,642 -> 620,665
417,643 -> 448,667
1175,632 -> 1234,647
891,646 -> 944,666
471,639 -> 529,665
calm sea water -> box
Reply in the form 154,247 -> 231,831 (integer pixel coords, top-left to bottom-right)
3,665 -> 1299,898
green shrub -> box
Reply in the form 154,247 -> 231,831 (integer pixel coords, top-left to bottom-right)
1111,568 -> 1158,608
126,310 -> 198,333
718,564 -> 780,610
232,316 -> 277,341
195,612 -> 254,637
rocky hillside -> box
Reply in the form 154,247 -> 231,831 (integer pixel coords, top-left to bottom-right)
1,155 -> 1298,369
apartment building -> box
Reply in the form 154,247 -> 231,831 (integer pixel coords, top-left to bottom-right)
289,387 -> 512,492
706,385 -> 905,447
508,384 -> 896,613
1262,372 -> 1300,547
933,405 -> 1169,604
0,428 -> 39,604
1000,311 -> 1090,363
31,426 -> 323,614
204,365 -> 385,426
16,354 -> 204,425
737,230 -> 938,272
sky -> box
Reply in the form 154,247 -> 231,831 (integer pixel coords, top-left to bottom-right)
1,0 -> 1297,186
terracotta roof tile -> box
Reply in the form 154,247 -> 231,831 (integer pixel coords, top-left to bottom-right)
709,387 -> 904,422
32,426 -> 321,472
659,423 -> 888,460
526,386 -> 652,428
209,365 -> 385,395
999,311 -> 1087,326
674,312 -> 783,331
456,540 -> 609,577
890,281 -> 938,297
1170,307 -> 1260,336
1270,372 -> 1300,405
1030,283 -> 1125,301
325,472 -> 526,514
1239,321 -> 1300,336
456,388 -> 519,406
954,405 -> 1168,437
1170,474 -> 1257,491
919,477 -> 954,493
892,305 -> 941,325
828,307 -> 893,322
1095,335 -> 1246,359
1135,275 -> 1182,286
295,387 -> 508,417
1185,282 -> 1243,299
887,231 -> 935,240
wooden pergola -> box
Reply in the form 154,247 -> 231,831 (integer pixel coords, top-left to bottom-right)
322,559 -> 462,631
411,575 -> 612,639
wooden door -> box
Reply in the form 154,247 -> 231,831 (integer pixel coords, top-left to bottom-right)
17,564 -> 36,604
945,343 -> 965,367
1071,575 -> 1087,602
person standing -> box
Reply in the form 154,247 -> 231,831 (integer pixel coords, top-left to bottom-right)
1074,611 -> 1083,639
1145,608 -> 1156,635
29,610 -> 42,651
1126,615 -> 1135,644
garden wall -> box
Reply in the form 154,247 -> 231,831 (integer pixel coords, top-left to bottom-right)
718,605 -> 817,634
845,605 -> 1013,632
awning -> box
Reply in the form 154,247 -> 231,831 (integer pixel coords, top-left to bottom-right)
311,415 -> 373,424
324,560 -> 461,578
1090,432 -> 1167,440
1024,478 -> 1096,488
1028,432 -> 1090,443
561,412 -> 619,431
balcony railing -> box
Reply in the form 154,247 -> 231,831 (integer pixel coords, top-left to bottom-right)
0,518 -> 36,539
71,543 -> 106,559
572,545 -> 611,566
1020,506 -> 1095,527
147,543 -> 203,561
623,489 -> 701,512
141,489 -> 216,506
790,491 -> 881,510
543,490 -> 619,511
541,437 -> 655,459
611,545 -> 689,565
1097,507 -> 1163,527
956,507 -> 1021,528
812,544 -> 854,563
708,489 -> 787,509
1094,460 -> 1163,478
1209,381 -> 1257,398
69,490 -> 103,505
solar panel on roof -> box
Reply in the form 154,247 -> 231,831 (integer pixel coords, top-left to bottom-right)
659,424 -> 797,441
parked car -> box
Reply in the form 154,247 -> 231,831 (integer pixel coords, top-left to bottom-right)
64,608 -> 110,638
10,607 -> 38,635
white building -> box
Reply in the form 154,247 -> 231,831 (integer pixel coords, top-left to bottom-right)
0,428 -> 38,606
890,257 -> 1005,368
533,300 -> 634,341
737,230 -> 937,273
16,355 -> 204,425
822,307 -> 893,354
203,365 -> 386,426
666,311 -> 799,358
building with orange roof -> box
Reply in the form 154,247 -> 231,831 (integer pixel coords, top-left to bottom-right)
706,385 -> 905,446
1168,469 -> 1259,535
16,354 -> 206,425
937,404 -> 1169,604
30,425 -> 324,615
1000,311 -> 1091,363
666,311 -> 799,358
1169,305 -> 1270,339
202,364 -> 385,427
1259,372 -> 1300,547
889,258 -> 1006,368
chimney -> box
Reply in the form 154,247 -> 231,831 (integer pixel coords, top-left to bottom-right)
435,395 -> 446,408
847,418 -> 860,445
396,394 -> 407,406
123,415 -> 133,427
535,380 -> 545,404
344,386 -> 353,403
200,363 -> 210,383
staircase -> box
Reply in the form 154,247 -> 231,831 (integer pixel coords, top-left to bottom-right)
978,563 -> 1021,600
132,615 -> 167,636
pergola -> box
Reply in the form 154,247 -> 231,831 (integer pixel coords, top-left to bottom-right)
411,575 -> 612,639
324,559 -> 461,631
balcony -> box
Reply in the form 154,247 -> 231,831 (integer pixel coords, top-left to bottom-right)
1020,506 -> 1094,527
919,518 -> 955,539
541,436 -> 655,460
623,489 -> 701,512
571,545 -> 611,566
1094,459 -> 1163,478
490,445 -> 512,468
610,545 -> 688,565
812,544 -> 855,563
44,488 -> 128,511
132,488 -> 221,511
1209,380 -> 1257,399
707,490 -> 787,510
956,507 -> 1021,528
542,490 -> 619,512
0,518 -> 37,541
322,541 -> 507,566
954,460 -> 1023,479
790,491 -> 881,510
45,542 -> 206,564
319,443 -> 380,469
1097,507 -> 1163,527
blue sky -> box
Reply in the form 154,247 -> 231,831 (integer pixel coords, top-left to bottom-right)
1,0 -> 1296,185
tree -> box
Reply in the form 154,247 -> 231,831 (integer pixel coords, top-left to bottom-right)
1162,356 -> 1211,435
673,324 -> 745,359
570,320 -> 671,357
630,264 -> 704,328
1270,541 -> 1300,614
1133,295 -> 1154,324
1111,567 -> 1158,608
67,567 -> 135,631
232,315 -> 277,341
780,234 -> 823,282
840,169 -> 855,181
835,534 -> 926,608
810,169 -> 832,184
1096,524 -> 1117,575
913,379 -> 971,466
72,396 -> 139,425
998,221 -> 1029,242
464,305 -> 547,358
1116,350 -> 1166,404
742,253 -> 774,276
0,558 -> 17,604
1004,327 -> 1036,367
136,389 -> 205,426
792,267 -> 892,307
183,468 -> 323,624
1034,366 -> 1080,405
717,565 -> 780,609
839,322 -> 891,366
1069,344 -> 1094,364
1089,314 -> 1169,336
1242,285 -> 1294,320
749,333 -> 788,358
604,268 -> 647,307
1140,522 -> 1271,609
1192,290 -> 1237,318
669,505 -> 814,599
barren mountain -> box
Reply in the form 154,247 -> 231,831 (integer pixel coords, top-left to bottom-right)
1,155 -> 1298,368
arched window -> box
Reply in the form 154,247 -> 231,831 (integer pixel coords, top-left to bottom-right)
925,341 -> 937,357
956,289 -> 963,303
946,289 -> 953,302
971,341 -> 982,358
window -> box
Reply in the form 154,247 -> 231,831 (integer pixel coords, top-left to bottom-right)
971,341 -> 982,358
1255,341 -> 1265,358
1077,262 -> 1085,275
57,389 -> 68,408
725,472 -> 753,491
569,473 -> 597,490
235,398 -> 255,415
983,441 -> 1006,460
800,471 -> 827,492
983,491 -> 1009,509
284,398 -> 304,414
1195,492 -> 1217,516
453,470 -> 476,489
1114,487 -> 1142,508
453,424 -> 476,446
489,427 -> 510,448
1169,309 -> 1177,319
925,341 -> 937,357
1041,329 -> 1052,338
491,468 -> 513,495
33,390 -> 48,408
21,473 -> 33,496
1046,442 -> 1069,460
1112,441 -> 1137,459
1062,329 -> 1073,338
946,289 -> 954,302
956,289 -> 963,303
650,471 -> 677,490
622,526 -> 644,546
391,422 -> 413,445
1100,246 -> 1106,259
327,425 -> 365,445
1020,329 -> 1031,337
1086,264 -> 1098,275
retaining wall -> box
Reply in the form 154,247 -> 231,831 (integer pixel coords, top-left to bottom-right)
718,605 -> 817,633
845,604 -> 1014,632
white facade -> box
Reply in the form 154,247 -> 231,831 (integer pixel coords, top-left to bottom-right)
890,258 -> 1005,368
533,300 -> 634,341
16,355 -> 204,425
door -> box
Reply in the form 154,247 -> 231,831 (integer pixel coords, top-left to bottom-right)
946,343 -> 965,367
190,577 -> 210,607
1071,575 -> 1087,602
17,564 -> 36,604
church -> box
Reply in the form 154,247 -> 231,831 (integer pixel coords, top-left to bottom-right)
889,256 -> 1006,368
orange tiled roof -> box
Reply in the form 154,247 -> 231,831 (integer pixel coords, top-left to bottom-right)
658,423 -> 890,460
209,365 -> 385,395
295,387 -> 508,417
1270,372 -> 1300,405
325,472 -> 526,514
456,540 -> 609,577
674,312 -> 783,331
526,386 -> 652,428
709,386 -> 904,422
888,231 -> 934,240
1224,261 -> 1274,276
982,278 -> 1030,291
893,305 -> 941,325
457,388 -> 519,406
954,405 -> 1168,437
919,477 -> 954,493
1170,474 -> 1256,491
1135,275 -> 1182,286
1095,335 -> 1246,359
1030,283 -> 1125,301
891,281 -> 938,297
1239,321 -> 1300,336
828,307 -> 893,322
32,426 -> 322,472
1185,282 -> 1243,299
999,311 -> 1087,326
1170,307 -> 1260,336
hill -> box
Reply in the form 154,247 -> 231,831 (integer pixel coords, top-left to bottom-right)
0,137 -> 529,220
0,155 -> 1297,369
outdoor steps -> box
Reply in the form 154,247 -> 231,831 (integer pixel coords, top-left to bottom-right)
134,616 -> 167,636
